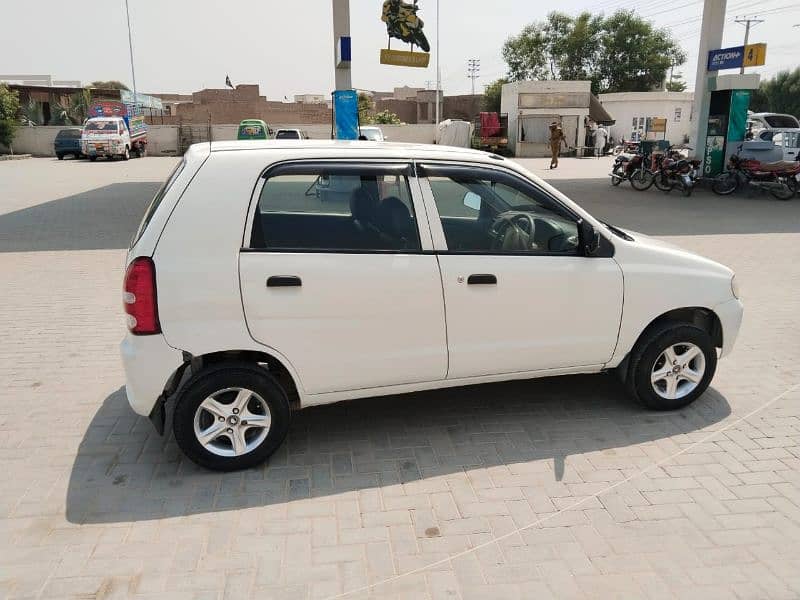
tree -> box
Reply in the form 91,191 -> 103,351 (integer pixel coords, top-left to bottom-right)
502,10 -> 686,94
0,84 -> 21,151
373,110 -> 401,125
357,92 -> 375,124
90,80 -> 129,90
759,68 -> 800,119
665,71 -> 687,92
483,78 -> 508,113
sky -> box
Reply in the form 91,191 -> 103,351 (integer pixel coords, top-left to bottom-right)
2,0 -> 798,98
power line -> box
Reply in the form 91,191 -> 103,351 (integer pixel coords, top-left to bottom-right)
467,58 -> 480,95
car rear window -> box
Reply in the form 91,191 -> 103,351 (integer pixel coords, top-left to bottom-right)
764,115 -> 800,128
131,158 -> 186,247
57,129 -> 82,139
276,130 -> 300,139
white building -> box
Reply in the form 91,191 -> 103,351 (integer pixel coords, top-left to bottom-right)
599,91 -> 694,144
294,94 -> 327,104
501,80 -> 612,157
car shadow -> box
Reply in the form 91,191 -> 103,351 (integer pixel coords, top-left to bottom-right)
65,374 -> 730,524
0,182 -> 160,252
555,178 -> 800,236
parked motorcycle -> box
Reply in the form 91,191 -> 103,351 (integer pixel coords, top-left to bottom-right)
712,148 -> 800,200
652,149 -> 701,196
610,152 -> 653,190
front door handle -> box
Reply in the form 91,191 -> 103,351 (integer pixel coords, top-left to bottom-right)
467,274 -> 497,285
267,275 -> 302,287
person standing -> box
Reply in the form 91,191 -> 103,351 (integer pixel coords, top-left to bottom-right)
594,125 -> 608,157
549,121 -> 567,169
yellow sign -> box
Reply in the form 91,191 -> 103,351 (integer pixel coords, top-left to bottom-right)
650,118 -> 667,133
743,43 -> 767,67
380,48 -> 430,68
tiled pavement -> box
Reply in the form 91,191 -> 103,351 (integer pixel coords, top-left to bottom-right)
1,157 -> 800,599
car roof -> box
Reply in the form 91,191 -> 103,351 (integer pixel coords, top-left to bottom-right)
207,139 -> 496,162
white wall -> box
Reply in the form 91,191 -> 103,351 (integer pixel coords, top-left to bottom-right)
3,123 -> 438,156
599,92 -> 694,146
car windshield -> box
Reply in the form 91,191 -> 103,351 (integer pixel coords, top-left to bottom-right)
84,120 -> 117,132
276,130 -> 300,139
764,115 -> 800,128
361,129 -> 382,141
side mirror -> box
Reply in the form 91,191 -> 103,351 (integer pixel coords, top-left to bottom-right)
578,219 -> 601,256
463,191 -> 481,211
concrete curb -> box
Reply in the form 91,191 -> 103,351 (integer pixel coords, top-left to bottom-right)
0,153 -> 32,161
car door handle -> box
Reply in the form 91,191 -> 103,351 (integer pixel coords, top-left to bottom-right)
267,275 -> 302,287
467,274 -> 497,285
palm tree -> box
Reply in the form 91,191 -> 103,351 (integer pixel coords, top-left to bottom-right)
19,100 -> 43,126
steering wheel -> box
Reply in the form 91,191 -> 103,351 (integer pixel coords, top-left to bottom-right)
488,212 -> 537,251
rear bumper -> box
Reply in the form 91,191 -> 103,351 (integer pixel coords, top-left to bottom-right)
714,298 -> 744,358
120,333 -> 184,416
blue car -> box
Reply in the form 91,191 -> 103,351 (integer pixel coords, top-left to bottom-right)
54,128 -> 84,160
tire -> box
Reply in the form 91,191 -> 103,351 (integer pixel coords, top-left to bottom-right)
413,29 -> 431,52
769,177 -> 796,200
611,166 -> 623,186
57,153 -> 64,160
625,322 -> 717,411
89,156 -> 97,162
629,168 -> 654,191
712,173 -> 738,195
653,172 -> 672,192
173,362 -> 291,471
122,146 -> 130,161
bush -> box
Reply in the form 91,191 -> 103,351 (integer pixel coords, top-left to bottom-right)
0,83 -> 20,151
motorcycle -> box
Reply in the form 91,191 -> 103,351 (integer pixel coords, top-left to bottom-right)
712,147 -> 800,200
610,152 -> 653,190
652,148 -> 701,196
381,0 -> 431,52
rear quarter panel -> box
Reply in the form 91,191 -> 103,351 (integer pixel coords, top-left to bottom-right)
153,150 -> 261,356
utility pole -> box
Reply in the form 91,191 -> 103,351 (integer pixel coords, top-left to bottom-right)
734,16 -> 764,74
332,0 -> 352,90
467,59 -> 480,95
435,0 -> 441,126
124,0 -> 137,107
690,0 -> 727,150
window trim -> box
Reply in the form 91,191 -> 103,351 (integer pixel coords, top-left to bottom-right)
242,159 -> 433,254
416,161 -> 612,257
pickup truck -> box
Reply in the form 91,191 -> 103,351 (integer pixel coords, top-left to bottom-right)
81,101 -> 147,161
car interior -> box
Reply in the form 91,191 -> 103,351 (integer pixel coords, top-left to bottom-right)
252,174 -> 421,251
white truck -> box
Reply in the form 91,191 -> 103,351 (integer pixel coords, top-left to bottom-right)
81,101 -> 147,161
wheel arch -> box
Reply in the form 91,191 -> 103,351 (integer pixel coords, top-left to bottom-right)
167,349 -> 302,412
615,306 -> 722,381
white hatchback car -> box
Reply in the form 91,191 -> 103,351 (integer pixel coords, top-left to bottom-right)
122,141 -> 743,471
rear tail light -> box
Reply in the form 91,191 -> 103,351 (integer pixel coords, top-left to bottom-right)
123,257 -> 160,335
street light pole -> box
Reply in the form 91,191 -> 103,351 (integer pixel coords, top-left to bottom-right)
124,0 -> 138,107
435,0 -> 440,126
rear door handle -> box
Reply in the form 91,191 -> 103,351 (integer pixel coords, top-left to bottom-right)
267,275 -> 302,287
467,274 -> 497,285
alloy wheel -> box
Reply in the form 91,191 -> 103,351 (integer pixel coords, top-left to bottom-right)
650,343 -> 706,400
192,387 -> 272,457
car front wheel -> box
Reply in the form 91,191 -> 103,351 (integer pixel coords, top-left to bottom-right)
625,322 -> 717,410
173,363 -> 291,471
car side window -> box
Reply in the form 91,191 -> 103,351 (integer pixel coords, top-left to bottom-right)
427,168 -> 579,255
251,167 -> 420,252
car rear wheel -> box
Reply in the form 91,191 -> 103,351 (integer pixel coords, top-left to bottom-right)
625,322 -> 717,410
89,156 -> 97,162
57,153 -> 64,160
173,362 -> 291,471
